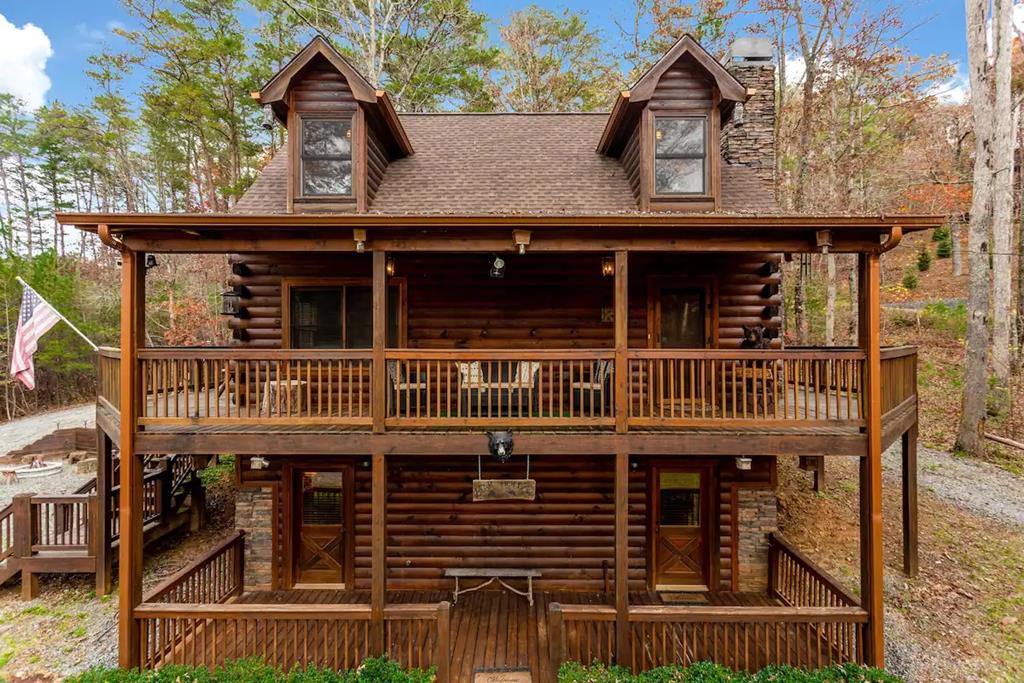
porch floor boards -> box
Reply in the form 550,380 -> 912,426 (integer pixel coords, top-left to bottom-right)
235,589 -> 778,683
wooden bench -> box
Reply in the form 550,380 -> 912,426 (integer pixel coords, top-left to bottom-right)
444,568 -> 542,606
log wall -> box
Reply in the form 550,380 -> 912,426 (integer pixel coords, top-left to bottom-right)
228,252 -> 782,349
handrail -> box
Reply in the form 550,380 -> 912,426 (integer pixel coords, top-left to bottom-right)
144,530 -> 245,603
769,532 -> 860,608
627,348 -> 866,360
138,347 -> 373,360
880,345 -> 917,360
0,504 -> 13,561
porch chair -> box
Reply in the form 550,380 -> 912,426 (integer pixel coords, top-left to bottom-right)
458,361 -> 541,417
571,359 -> 614,417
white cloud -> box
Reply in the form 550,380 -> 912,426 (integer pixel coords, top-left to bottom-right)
0,14 -> 52,110
781,54 -> 806,88
929,65 -> 969,105
75,23 -> 106,43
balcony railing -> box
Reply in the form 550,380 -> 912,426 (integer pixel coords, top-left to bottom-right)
97,346 -> 915,433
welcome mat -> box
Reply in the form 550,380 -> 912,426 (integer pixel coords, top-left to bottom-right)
474,668 -> 532,683
660,592 -> 710,605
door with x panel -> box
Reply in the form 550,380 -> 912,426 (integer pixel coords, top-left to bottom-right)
653,468 -> 711,590
293,468 -> 351,587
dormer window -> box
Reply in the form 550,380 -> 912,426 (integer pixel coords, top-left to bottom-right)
300,117 -> 353,197
654,116 -> 708,195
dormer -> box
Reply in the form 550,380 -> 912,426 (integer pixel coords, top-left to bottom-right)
597,35 -> 749,213
255,36 -> 413,213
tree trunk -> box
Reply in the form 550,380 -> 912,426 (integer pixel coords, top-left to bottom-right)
989,0 -> 1015,414
825,253 -> 836,345
957,0 -> 996,456
952,219 -> 963,276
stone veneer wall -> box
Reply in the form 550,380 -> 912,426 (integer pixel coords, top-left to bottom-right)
235,487 -> 274,590
720,59 -> 777,190
736,487 -> 778,592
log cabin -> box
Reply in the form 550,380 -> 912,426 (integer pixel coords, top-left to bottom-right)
58,33 -> 933,683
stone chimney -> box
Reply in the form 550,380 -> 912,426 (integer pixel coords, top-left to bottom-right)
720,37 -> 777,191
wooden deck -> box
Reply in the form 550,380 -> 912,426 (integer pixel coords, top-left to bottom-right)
235,589 -> 777,683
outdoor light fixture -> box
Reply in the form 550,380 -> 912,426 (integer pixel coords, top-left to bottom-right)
145,254 -> 159,270
490,255 -> 506,279
250,456 -> 269,470
261,105 -> 275,131
386,257 -> 396,277
221,289 -> 241,316
354,229 -> 367,253
602,257 -> 615,277
735,457 -> 753,471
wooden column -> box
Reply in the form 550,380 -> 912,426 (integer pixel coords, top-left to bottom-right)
614,451 -> 630,665
11,493 -> 37,600
614,251 -> 629,433
371,451 -> 387,655
372,250 -> 387,433
118,249 -> 146,669
902,424 -> 919,578
857,252 -> 885,667
94,428 -> 113,596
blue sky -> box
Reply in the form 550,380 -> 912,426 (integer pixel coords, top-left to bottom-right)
0,0 -> 969,110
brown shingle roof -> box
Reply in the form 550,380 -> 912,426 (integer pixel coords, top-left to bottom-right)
233,113 -> 777,215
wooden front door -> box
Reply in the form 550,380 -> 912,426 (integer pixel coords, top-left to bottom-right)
293,468 -> 351,587
653,468 -> 711,590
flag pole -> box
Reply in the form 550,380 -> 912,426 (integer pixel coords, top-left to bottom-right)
15,276 -> 99,351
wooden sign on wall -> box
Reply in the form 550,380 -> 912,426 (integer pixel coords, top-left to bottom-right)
474,669 -> 532,683
472,479 -> 536,501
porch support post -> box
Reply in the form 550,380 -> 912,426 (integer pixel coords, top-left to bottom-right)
372,250 -> 387,433
118,249 -> 146,670
902,424 -> 919,578
371,451 -> 387,655
614,451 -> 630,665
94,428 -> 114,596
614,251 -> 628,433
857,252 -> 884,667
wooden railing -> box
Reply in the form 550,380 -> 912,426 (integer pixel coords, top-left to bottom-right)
627,349 -> 865,427
136,348 -> 373,426
145,531 -> 245,604
384,350 -> 616,427
549,535 -> 867,673
97,346 -> 919,433
880,346 -> 917,415
768,533 -> 860,609
0,504 -> 13,562
98,346 -> 121,412
30,495 -> 95,552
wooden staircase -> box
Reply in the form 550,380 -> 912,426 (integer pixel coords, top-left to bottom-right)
0,453 -> 203,599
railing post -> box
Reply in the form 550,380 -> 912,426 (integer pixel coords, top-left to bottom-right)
12,494 -> 38,600
371,452 -> 387,654
372,250 -> 387,433
902,424 -> 919,578
435,601 -> 451,683
94,428 -> 113,596
614,452 -> 629,667
614,251 -> 628,433
767,533 -> 778,600
548,603 -> 565,683
232,530 -> 246,598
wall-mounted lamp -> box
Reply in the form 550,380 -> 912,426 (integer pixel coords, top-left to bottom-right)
221,289 -> 241,316
145,254 -> 159,270
513,230 -> 531,256
490,255 -> 506,279
354,229 -> 367,254
602,257 -> 615,277
735,457 -> 753,471
250,456 -> 269,470
386,257 -> 396,277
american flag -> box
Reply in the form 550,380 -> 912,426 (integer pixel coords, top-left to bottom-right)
10,283 -> 60,390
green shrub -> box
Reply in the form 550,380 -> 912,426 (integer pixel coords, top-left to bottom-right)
901,270 -> 918,290
68,657 -> 435,683
936,236 -> 952,258
932,225 -> 951,243
920,302 -> 968,338
558,662 -> 902,683
916,247 -> 932,272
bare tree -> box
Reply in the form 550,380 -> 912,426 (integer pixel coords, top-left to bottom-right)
990,0 -> 1015,414
956,0 -> 1002,455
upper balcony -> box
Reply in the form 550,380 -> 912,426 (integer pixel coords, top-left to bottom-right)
96,345 -> 918,457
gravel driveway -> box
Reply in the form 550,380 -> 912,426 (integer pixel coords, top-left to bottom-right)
0,403 -> 94,457
883,441 -> 1024,528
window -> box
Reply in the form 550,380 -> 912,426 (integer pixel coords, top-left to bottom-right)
659,472 -> 701,527
654,117 -> 707,195
300,117 -> 353,197
289,284 -> 400,349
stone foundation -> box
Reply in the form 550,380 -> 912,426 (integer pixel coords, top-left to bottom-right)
736,487 -> 778,592
235,487 -> 274,590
